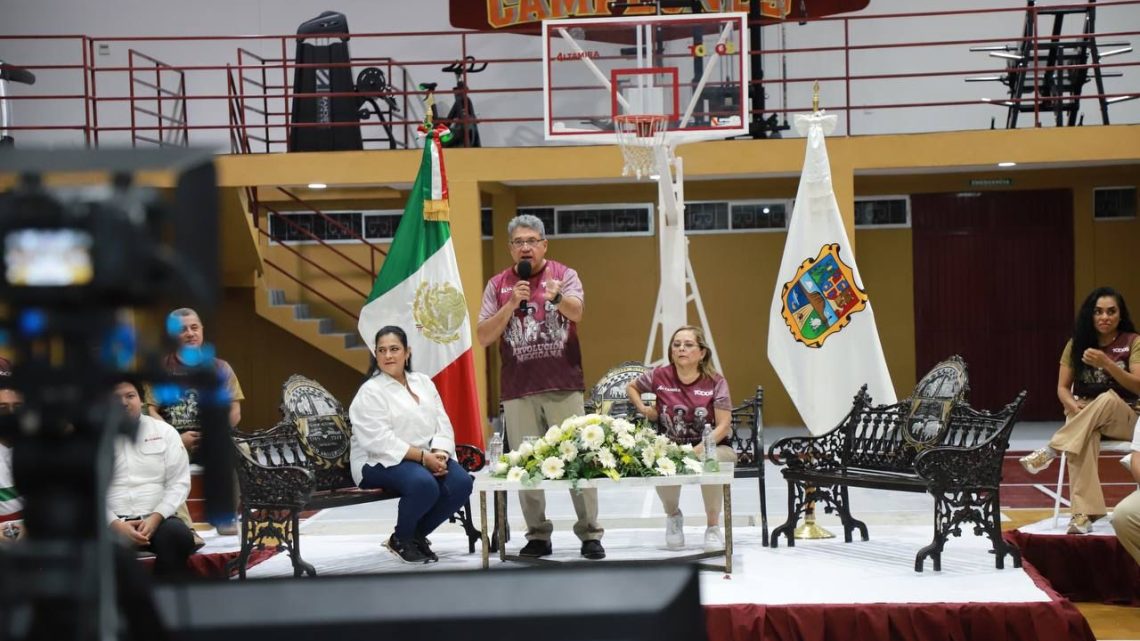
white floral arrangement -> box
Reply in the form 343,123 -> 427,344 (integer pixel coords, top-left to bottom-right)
490,413 -> 705,486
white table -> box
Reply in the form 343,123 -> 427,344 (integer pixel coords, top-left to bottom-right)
474,463 -> 735,573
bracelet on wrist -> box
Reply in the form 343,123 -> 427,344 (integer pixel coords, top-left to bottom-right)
551,292 -> 563,305
419,450 -> 426,465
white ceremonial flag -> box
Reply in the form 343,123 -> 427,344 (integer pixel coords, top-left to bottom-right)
767,111 -> 896,435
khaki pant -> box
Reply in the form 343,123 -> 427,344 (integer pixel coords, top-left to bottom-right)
656,444 -> 737,523
1112,489 -> 1140,565
1049,390 -> 1137,516
502,390 -> 603,543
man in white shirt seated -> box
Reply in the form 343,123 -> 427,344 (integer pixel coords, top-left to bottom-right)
1111,418 -> 1140,565
107,378 -> 196,578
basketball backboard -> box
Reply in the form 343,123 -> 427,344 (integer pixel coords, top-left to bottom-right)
542,12 -> 750,145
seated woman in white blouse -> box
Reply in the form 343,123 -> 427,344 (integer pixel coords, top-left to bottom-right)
349,325 -> 474,564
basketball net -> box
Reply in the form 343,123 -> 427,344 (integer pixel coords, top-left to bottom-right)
614,114 -> 669,179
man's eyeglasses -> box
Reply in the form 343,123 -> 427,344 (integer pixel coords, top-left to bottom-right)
510,237 -> 545,248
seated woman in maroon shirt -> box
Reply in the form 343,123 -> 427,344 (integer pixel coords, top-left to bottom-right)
627,325 -> 736,552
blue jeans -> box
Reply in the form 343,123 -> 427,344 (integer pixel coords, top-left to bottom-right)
360,458 -> 474,541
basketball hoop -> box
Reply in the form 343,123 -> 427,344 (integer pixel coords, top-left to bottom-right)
614,114 -> 669,179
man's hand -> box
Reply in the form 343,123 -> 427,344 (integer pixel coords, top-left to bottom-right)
111,519 -> 149,545
544,278 -> 563,303
181,430 -> 201,452
137,513 -> 163,539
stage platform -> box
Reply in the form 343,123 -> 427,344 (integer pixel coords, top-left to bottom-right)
193,520 -> 1092,641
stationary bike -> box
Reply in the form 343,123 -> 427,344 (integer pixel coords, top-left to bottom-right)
418,56 -> 487,148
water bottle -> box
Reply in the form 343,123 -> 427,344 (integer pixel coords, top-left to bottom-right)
700,420 -> 719,473
486,432 -> 504,474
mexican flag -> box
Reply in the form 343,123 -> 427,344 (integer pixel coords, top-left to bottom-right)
358,127 -> 484,447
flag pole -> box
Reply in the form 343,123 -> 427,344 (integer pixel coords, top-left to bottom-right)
792,80 -> 836,541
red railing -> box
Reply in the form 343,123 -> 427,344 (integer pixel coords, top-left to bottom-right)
127,49 -> 187,147
0,1 -> 1137,149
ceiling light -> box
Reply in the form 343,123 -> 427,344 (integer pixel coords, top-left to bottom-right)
308,182 -> 328,189
997,162 -> 1017,168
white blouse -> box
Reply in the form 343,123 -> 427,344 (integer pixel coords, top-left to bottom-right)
348,370 -> 457,485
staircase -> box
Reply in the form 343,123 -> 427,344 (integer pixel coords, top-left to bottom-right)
254,277 -> 371,373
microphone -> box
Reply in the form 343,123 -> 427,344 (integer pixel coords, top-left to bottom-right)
516,260 -> 532,313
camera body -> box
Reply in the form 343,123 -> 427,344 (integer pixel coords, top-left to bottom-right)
0,180 -> 171,308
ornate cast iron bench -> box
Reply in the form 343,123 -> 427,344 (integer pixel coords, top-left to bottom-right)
767,356 -> 1026,572
229,375 -> 484,578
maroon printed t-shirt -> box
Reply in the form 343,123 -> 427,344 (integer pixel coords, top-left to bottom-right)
631,364 -> 732,445
479,259 -> 584,401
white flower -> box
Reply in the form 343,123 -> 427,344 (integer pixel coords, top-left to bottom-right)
533,438 -> 552,457
493,461 -> 509,475
580,424 -> 605,450
559,440 -> 579,461
680,443 -> 695,454
611,418 -> 634,434
506,466 -> 526,482
654,435 -> 672,450
641,447 -> 658,468
683,458 -> 704,474
507,450 -> 522,466
598,448 -> 617,469
540,456 -> 566,479
545,424 -> 564,442
655,457 -> 677,476
518,442 -> 534,459
617,433 -> 637,450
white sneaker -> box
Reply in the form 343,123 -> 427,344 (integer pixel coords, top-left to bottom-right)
665,512 -> 685,550
704,525 -> 725,552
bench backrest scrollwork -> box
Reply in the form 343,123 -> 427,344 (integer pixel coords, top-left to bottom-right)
280,374 -> 355,492
843,355 -> 972,473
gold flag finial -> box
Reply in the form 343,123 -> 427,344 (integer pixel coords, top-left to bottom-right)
812,81 -> 821,113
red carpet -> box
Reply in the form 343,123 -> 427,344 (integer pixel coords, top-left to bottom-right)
704,556 -> 1093,641
1005,530 -> 1140,606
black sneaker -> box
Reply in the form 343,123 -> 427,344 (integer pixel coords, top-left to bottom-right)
385,534 -> 430,564
580,539 -> 606,560
519,539 -> 553,558
414,536 -> 439,562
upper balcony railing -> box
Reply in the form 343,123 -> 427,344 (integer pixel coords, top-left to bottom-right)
0,1 -> 1137,152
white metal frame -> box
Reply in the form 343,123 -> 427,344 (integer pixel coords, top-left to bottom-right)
541,12 -> 750,144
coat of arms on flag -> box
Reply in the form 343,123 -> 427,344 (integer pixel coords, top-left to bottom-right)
778,242 -> 868,348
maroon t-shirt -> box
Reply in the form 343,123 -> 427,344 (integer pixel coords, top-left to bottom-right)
1068,331 -> 1140,403
631,365 -> 732,445
479,260 -> 584,401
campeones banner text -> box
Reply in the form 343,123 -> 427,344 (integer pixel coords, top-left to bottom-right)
450,0 -> 763,30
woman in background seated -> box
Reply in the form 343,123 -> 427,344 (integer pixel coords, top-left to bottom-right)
627,325 -> 736,552
1020,287 -> 1140,534
349,325 -> 473,564
107,378 -> 197,577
